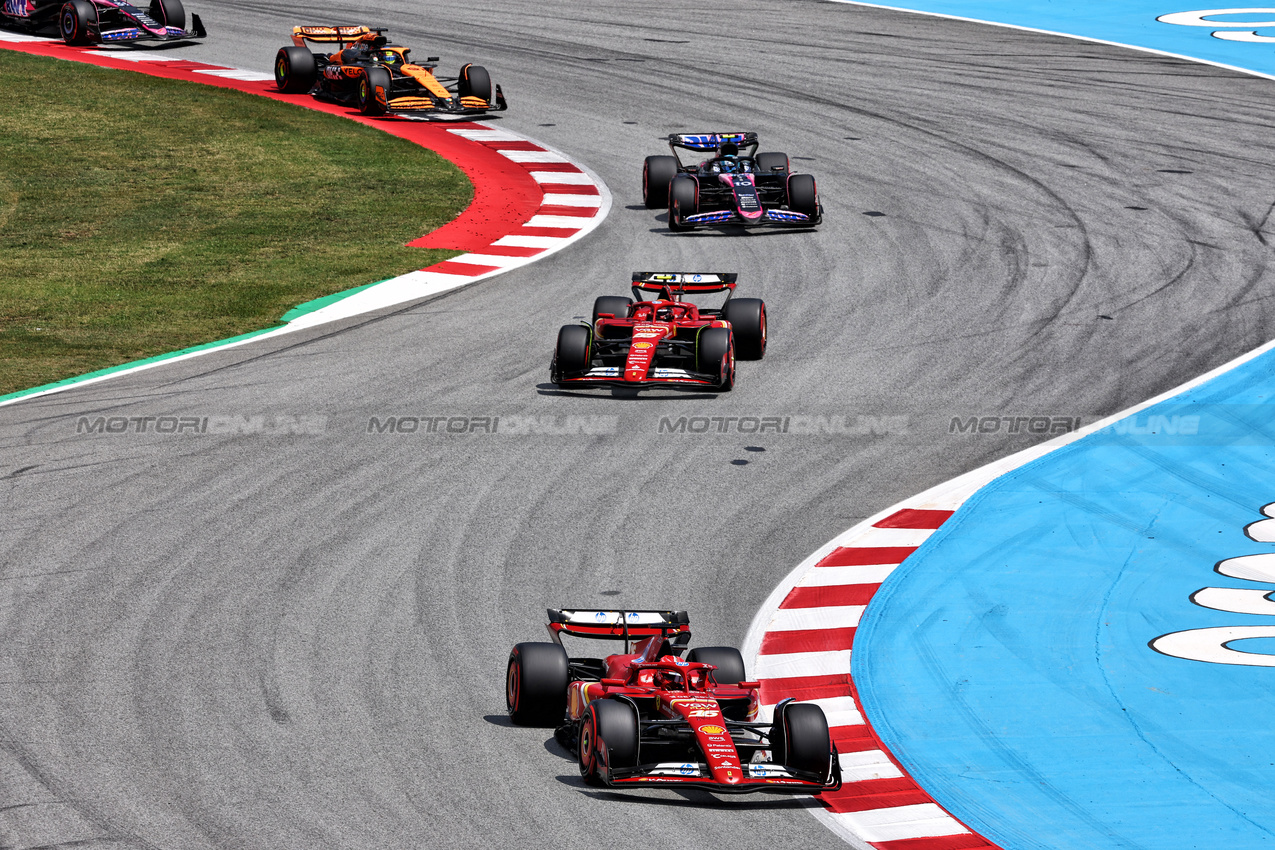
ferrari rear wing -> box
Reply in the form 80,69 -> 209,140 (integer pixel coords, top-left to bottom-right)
631,272 -> 738,300
667,132 -> 759,151
547,608 -> 690,643
290,24 -> 386,47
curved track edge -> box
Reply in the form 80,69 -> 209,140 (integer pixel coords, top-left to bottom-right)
0,33 -> 611,408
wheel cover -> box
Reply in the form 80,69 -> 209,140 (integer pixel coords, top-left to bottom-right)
578,716 -> 594,774
275,56 -> 287,82
60,7 -> 75,36
506,661 -> 519,711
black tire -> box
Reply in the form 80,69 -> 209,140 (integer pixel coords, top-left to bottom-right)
58,0 -> 96,45
274,46 -> 317,94
579,698 -> 638,784
458,64 -> 492,102
668,175 -> 698,232
148,0 -> 184,29
775,702 -> 832,778
358,66 -> 392,115
756,151 -> 789,174
592,296 -> 632,325
643,155 -> 678,209
787,173 -> 819,220
687,647 -> 747,685
506,642 -> 569,726
555,324 -> 592,376
697,327 -> 734,390
722,298 -> 767,361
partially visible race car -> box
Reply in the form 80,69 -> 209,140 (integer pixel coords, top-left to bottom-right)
549,272 -> 767,392
1,0 -> 205,46
273,25 -> 507,118
506,608 -> 842,794
643,132 -> 822,231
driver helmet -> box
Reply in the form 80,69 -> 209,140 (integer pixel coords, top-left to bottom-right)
656,305 -> 674,322
653,655 -> 686,690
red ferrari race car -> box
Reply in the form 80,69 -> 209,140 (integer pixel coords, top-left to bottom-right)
643,132 -> 822,232
549,272 -> 767,392
506,609 -> 841,794
1,0 -> 205,46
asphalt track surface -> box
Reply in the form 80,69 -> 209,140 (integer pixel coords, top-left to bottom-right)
4,2 -> 1275,848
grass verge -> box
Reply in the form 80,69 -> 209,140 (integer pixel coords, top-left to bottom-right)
0,49 -> 470,396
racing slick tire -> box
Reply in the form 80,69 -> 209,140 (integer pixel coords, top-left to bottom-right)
507,642 -> 569,726
722,298 -> 767,361
686,647 -> 747,684
274,46 -> 317,94
579,698 -> 639,785
555,324 -> 592,376
697,327 -> 734,391
756,151 -> 789,174
643,155 -> 678,209
358,66 -> 392,116
59,0 -> 97,45
668,175 -> 699,232
592,296 -> 632,325
772,701 -> 833,779
148,0 -> 184,29
787,173 -> 820,222
458,64 -> 492,103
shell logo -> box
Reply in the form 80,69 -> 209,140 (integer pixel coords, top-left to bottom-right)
632,342 -> 653,350
699,724 -> 726,735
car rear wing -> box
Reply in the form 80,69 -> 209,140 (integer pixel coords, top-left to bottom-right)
631,272 -> 738,302
667,132 -> 759,152
290,25 -> 385,47
547,608 -> 690,645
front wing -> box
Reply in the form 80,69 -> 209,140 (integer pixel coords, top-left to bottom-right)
604,758 -> 841,794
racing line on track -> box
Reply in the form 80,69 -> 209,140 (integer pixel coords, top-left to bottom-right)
0,31 -> 610,406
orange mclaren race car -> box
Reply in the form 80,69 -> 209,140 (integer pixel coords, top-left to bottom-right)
506,609 -> 842,794
273,25 -> 507,118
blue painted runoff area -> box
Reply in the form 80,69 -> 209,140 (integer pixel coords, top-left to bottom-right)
836,0 -> 1275,79
855,347 -> 1275,849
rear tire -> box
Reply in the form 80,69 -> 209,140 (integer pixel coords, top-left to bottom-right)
358,66 -> 392,115
58,0 -> 96,45
775,702 -> 833,779
579,699 -> 638,785
687,646 -> 746,684
148,0 -> 184,29
643,155 -> 678,209
787,173 -> 819,221
506,642 -> 569,726
555,324 -> 592,375
275,46 -> 317,93
668,175 -> 698,232
458,63 -> 492,102
722,298 -> 766,360
697,327 -> 734,390
756,151 -> 789,174
592,296 -> 632,325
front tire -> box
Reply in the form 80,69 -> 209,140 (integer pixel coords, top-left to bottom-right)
358,66 -> 392,115
554,324 -> 592,377
506,642 -> 569,726
59,0 -> 96,45
579,698 -> 639,785
787,173 -> 819,221
458,64 -> 492,102
668,175 -> 699,232
148,0 -> 184,29
275,46 -> 317,94
722,298 -> 767,360
643,155 -> 678,209
774,702 -> 833,779
697,327 -> 734,391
